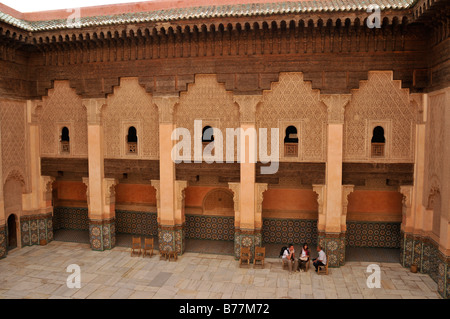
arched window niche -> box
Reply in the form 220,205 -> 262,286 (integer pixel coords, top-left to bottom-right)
127,126 -> 138,154
202,126 -> 214,143
371,126 -> 386,157
60,126 -> 70,154
284,125 -> 298,157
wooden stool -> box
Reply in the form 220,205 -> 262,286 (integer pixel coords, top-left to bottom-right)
167,251 -> 178,261
159,250 -> 168,260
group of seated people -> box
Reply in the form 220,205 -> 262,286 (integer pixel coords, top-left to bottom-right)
281,243 -> 327,273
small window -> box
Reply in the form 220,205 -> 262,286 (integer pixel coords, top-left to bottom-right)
60,127 -> 70,154
202,126 -> 214,143
127,126 -> 138,154
284,126 -> 298,157
371,126 -> 385,157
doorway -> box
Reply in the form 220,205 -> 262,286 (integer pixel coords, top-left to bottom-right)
7,214 -> 17,250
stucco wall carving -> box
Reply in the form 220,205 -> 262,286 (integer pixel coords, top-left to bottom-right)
0,99 -> 28,189
257,72 -> 327,162
175,74 -> 240,161
104,78 -> 159,159
344,71 -> 416,162
37,81 -> 87,158
423,92 -> 446,208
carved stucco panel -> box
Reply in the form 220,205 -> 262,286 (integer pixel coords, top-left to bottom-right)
257,72 -> 327,162
0,99 -> 28,189
38,81 -> 87,158
104,78 -> 159,159
344,71 -> 416,162
175,75 -> 240,162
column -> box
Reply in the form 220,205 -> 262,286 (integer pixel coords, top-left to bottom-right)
319,94 -> 351,267
399,185 -> 414,268
0,107 -> 5,258
153,96 -> 186,254
83,98 -> 117,251
233,95 -> 264,259
20,100 -> 55,248
400,94 -> 429,270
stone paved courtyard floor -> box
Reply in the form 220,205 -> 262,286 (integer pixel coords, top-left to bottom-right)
0,241 -> 441,299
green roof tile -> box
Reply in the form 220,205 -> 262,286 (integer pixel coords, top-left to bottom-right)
1,0 -> 416,32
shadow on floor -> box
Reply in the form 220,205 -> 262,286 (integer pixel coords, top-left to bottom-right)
53,230 -> 400,263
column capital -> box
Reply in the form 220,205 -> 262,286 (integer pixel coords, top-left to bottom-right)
233,95 -> 262,124
103,178 -> 119,205
255,182 -> 268,214
410,93 -> 426,124
150,180 -> 161,213
312,184 -> 326,214
175,180 -> 188,210
342,185 -> 355,208
27,99 -> 42,125
82,98 -> 107,125
153,95 -> 179,124
320,94 -> 351,124
341,184 -> 355,232
228,182 -> 240,213
82,177 -> 90,211
399,185 -> 413,209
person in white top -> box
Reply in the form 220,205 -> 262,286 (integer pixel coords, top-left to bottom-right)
312,246 -> 327,272
281,244 -> 296,273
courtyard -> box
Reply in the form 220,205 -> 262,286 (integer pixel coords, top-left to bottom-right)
0,241 -> 441,299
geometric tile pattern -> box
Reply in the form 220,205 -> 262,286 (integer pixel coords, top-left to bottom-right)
20,213 -> 53,247
185,215 -> 234,242
89,219 -> 115,251
401,232 -> 450,299
262,218 -> 318,245
346,222 -> 401,248
318,232 -> 346,268
52,207 -> 89,231
0,225 -> 6,259
158,225 -> 185,255
115,210 -> 158,236
234,229 -> 262,260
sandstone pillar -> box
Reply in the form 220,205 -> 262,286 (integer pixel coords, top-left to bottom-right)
153,96 -> 187,254
18,101 -> 55,249
318,94 -> 351,267
83,98 -> 117,251
233,95 -> 264,259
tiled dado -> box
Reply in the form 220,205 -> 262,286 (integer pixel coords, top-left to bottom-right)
159,225 -> 185,255
115,210 -> 158,236
185,214 -> 234,241
21,213 -> 54,247
401,232 -> 449,299
346,221 -> 401,248
53,207 -> 89,231
89,219 -> 115,251
318,232 -> 346,268
234,229 -> 262,260
0,225 -> 6,259
262,218 -> 317,245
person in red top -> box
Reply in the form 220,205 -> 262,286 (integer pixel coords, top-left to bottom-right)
297,243 -> 310,272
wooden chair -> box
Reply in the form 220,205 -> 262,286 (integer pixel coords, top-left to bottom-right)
239,247 -> 251,267
142,237 -> 154,258
317,258 -> 328,275
167,250 -> 178,262
131,237 -> 142,257
159,250 -> 168,260
253,246 -> 265,268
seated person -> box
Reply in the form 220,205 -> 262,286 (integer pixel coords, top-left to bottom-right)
297,243 -> 310,272
281,244 -> 296,273
312,245 -> 327,272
